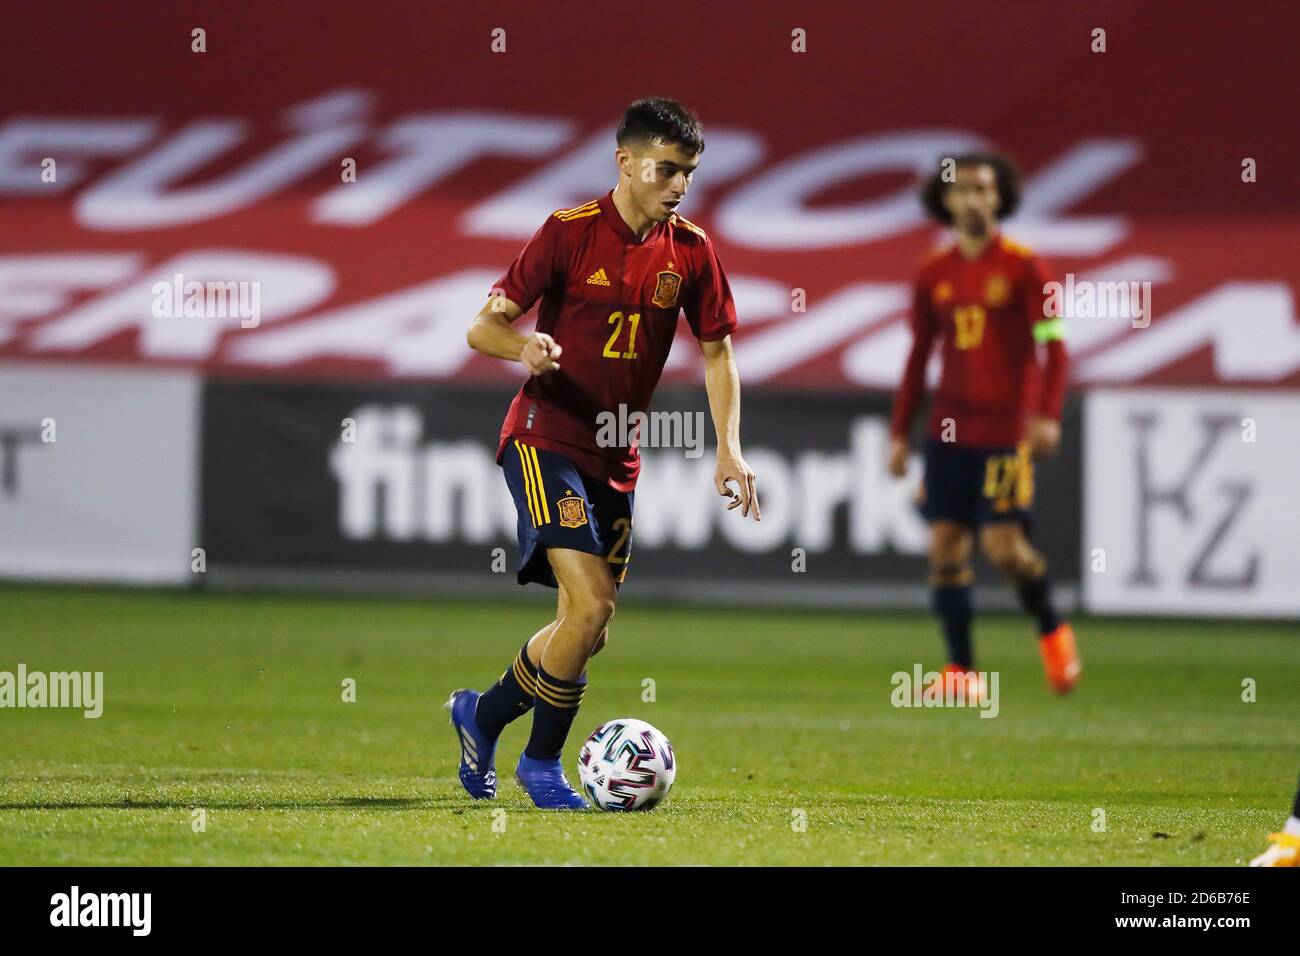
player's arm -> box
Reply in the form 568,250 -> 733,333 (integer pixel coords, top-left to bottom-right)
466,296 -> 561,376
1025,339 -> 1067,457
888,279 -> 937,477
1024,258 -> 1069,457
686,238 -> 758,520
700,335 -> 759,521
466,213 -> 566,376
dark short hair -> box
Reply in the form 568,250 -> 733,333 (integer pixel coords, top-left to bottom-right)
616,97 -> 705,154
920,152 -> 1022,223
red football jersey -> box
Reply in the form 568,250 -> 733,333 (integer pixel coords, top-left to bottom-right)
493,189 -> 737,491
890,234 -> 1068,447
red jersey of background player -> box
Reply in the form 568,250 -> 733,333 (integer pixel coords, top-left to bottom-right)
890,233 -> 1068,447
493,189 -> 737,492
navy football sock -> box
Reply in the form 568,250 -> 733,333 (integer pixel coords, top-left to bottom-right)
524,665 -> 587,761
930,565 -> 974,669
474,643 -> 538,739
1016,570 -> 1061,636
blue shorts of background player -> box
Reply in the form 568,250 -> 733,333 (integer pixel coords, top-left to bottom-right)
500,438 -> 633,588
918,438 -> 1035,529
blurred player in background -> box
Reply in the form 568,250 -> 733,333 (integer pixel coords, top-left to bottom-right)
447,98 -> 759,809
1250,771 -> 1300,866
888,152 -> 1079,696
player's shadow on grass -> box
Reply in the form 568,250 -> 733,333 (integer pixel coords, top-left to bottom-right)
0,795 -> 487,811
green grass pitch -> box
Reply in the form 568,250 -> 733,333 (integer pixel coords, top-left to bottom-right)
1,586 -> 1296,866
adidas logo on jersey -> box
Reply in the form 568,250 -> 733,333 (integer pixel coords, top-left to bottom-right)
586,268 -> 611,286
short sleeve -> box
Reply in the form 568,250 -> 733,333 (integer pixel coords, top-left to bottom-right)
492,215 -> 565,313
683,239 -> 738,341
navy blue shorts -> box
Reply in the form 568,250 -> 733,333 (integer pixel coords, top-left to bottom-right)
500,438 -> 634,589
918,439 -> 1034,529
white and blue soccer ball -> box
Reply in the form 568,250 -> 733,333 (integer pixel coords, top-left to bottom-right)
577,718 -> 676,811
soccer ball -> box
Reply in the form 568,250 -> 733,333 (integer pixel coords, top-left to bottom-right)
577,718 -> 676,811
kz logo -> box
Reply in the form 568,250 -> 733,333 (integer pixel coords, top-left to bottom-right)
1127,411 -> 1258,589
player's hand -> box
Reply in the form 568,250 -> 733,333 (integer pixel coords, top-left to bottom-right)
888,436 -> 910,478
1026,416 -> 1061,458
520,332 -> 562,376
715,449 -> 760,521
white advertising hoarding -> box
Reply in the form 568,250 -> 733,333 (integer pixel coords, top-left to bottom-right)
1084,388 -> 1300,617
0,362 -> 199,584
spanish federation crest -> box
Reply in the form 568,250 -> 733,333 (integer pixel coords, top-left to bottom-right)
652,270 -> 682,309
557,494 -> 588,528
985,274 -> 1010,309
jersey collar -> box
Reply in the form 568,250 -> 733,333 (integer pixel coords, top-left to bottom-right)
599,189 -> 659,246
970,230 -> 1003,261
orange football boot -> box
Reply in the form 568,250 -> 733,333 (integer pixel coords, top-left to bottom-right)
1250,832 -> 1300,867
1039,622 -> 1081,693
926,663 -> 987,705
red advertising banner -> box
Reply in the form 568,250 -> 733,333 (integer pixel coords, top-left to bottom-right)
2,0 -> 1297,389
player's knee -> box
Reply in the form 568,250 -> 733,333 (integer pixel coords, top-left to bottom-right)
980,535 -> 1029,576
929,529 -> 958,559
929,562 -> 972,588
1006,549 -> 1047,582
929,524 -> 970,566
929,546 -> 959,569
980,543 -> 1015,574
589,628 -> 610,657
567,589 -> 616,639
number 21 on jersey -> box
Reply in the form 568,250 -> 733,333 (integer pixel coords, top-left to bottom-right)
603,310 -> 640,359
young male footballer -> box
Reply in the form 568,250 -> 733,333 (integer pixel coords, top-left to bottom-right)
448,98 -> 760,809
888,152 -> 1079,697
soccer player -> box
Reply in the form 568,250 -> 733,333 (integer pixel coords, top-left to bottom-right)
1250,771 -> 1300,866
888,152 -> 1079,695
447,98 -> 760,809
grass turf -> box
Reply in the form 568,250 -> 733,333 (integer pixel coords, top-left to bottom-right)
0,586 -> 1296,866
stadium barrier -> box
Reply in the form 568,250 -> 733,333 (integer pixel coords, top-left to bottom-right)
197,378 -> 1083,608
0,362 -> 199,585
1082,389 -> 1300,617
8,365 -> 1298,617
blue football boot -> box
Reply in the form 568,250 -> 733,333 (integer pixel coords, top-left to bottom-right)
444,689 -> 497,799
515,753 -> 589,810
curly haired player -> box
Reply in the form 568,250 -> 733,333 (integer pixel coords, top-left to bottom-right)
888,152 -> 1078,699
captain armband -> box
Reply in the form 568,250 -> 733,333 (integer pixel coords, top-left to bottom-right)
1032,318 -> 1067,343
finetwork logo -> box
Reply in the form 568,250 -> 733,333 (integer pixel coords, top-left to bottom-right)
328,405 -> 927,553
0,664 -> 103,718
50,886 -> 151,936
